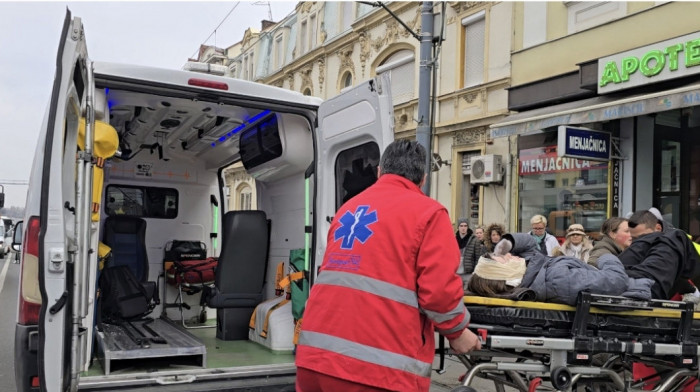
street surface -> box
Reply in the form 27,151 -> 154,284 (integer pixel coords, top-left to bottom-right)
0,252 -> 19,391
0,251 -> 506,392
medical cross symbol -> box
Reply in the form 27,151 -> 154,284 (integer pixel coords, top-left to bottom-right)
334,205 -> 378,250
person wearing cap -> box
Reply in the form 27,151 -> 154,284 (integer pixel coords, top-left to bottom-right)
588,217 -> 632,268
455,217 -> 473,251
619,209 -> 700,300
552,223 -> 593,263
467,232 -> 654,305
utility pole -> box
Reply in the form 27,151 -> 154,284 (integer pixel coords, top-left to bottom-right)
360,1 -> 435,195
416,1 -> 434,195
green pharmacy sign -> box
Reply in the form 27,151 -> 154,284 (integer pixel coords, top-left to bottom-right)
598,32 -> 700,94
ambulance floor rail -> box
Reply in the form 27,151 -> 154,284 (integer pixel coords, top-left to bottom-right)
453,293 -> 700,392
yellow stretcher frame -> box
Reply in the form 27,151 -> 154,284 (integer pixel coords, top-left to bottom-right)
464,295 -> 700,319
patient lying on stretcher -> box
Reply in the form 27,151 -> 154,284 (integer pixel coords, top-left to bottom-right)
467,233 -> 655,305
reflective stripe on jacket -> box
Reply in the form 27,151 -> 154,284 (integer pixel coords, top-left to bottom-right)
295,174 -> 469,391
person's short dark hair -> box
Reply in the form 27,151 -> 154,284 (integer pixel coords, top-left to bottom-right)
600,217 -> 627,235
627,210 -> 659,230
379,139 -> 426,185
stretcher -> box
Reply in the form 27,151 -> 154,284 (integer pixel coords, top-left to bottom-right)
449,293 -> 700,392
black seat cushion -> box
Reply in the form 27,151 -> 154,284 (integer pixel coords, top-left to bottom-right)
204,210 -> 269,308
103,216 -> 149,282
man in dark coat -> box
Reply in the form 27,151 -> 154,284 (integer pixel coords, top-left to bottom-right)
620,210 -> 700,299
455,217 -> 473,250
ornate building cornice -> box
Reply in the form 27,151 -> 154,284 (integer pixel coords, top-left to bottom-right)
454,127 -> 488,146
317,56 -> 325,94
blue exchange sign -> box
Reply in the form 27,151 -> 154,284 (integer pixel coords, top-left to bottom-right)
557,126 -> 611,162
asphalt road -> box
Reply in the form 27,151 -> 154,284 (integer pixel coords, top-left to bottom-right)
0,252 -> 20,391
0,251 -> 504,392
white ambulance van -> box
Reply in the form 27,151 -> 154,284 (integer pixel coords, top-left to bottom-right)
14,11 -> 393,391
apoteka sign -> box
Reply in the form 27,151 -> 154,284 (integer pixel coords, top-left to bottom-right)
598,31 -> 700,94
557,126 -> 611,162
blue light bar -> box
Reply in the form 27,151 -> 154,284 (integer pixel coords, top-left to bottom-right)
210,110 -> 273,148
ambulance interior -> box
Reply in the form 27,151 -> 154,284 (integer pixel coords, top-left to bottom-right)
85,83 -> 314,376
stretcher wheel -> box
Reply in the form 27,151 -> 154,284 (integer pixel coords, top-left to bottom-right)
550,366 -> 572,390
199,309 -> 207,323
449,387 -> 477,392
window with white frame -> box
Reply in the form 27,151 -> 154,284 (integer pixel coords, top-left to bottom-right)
566,2 -> 627,34
343,72 -> 353,89
275,34 -> 284,69
376,49 -> 415,105
341,2 -> 354,31
248,52 -> 254,80
310,14 -> 317,49
462,11 -> 485,88
300,21 -> 308,54
238,185 -> 252,210
243,55 -> 250,80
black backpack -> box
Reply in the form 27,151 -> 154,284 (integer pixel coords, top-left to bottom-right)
99,265 -> 156,322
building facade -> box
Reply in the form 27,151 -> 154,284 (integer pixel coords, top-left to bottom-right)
192,1 -> 515,230
493,1 -> 700,239
193,2 -> 700,239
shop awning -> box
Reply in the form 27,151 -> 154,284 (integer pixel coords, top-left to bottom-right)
490,81 -> 700,138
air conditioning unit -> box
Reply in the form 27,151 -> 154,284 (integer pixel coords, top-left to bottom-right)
470,154 -> 503,184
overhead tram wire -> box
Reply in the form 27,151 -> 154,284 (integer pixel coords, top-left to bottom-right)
189,1 -> 241,60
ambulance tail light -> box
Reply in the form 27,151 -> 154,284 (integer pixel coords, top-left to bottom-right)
18,216 -> 41,325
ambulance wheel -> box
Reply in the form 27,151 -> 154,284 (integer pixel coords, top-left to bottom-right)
550,366 -> 572,390
450,387 -> 477,392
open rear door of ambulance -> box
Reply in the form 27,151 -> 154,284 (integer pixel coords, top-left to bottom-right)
313,73 -> 394,278
37,10 -> 90,392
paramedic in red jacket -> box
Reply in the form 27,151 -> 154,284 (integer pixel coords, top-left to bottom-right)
296,140 -> 481,392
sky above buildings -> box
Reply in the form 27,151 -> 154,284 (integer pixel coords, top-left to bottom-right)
0,1 -> 297,208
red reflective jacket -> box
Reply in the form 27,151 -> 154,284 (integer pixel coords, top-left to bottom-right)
296,174 -> 469,391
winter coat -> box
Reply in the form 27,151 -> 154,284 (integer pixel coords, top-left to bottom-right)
462,235 -> 486,274
528,231 -> 559,256
619,229 -> 700,299
551,238 -> 594,263
508,233 -> 652,305
296,174 -> 469,392
588,235 -> 624,268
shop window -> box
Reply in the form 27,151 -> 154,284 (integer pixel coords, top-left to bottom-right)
335,142 -> 380,210
376,49 -> 415,105
517,134 -> 609,240
462,11 -> 485,88
105,185 -> 178,219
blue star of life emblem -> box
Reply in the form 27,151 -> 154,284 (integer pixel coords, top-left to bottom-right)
334,205 -> 378,250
